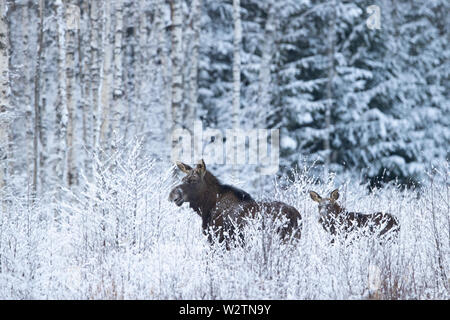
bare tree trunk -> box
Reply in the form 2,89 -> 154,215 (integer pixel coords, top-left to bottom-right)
54,0 -> 68,186
111,0 -> 124,150
65,1 -> 79,187
78,0 -> 92,177
0,0 -> 10,208
257,2 -> 275,127
156,0 -> 170,144
122,3 -> 136,143
99,0 -> 113,153
38,2 -> 48,191
32,0 -> 44,196
232,0 -> 241,129
254,2 -> 275,184
325,0 -> 336,178
135,1 -> 149,139
90,0 -> 102,158
22,2 -> 34,192
90,0 -> 102,154
230,0 -> 242,178
186,0 -> 201,128
169,0 -> 183,131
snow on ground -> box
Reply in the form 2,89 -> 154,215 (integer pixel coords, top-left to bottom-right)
0,150 -> 448,300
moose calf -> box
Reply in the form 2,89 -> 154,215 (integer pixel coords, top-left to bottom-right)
309,189 -> 399,242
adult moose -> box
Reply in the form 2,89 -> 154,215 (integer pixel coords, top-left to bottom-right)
169,160 -> 302,247
309,189 -> 399,242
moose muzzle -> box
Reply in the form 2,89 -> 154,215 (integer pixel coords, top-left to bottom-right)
169,187 -> 185,207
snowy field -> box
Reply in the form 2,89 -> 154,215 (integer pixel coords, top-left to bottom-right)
0,145 -> 448,300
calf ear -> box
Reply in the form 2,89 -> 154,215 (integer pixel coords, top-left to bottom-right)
330,189 -> 339,200
197,159 -> 206,177
309,191 -> 322,202
176,161 -> 192,174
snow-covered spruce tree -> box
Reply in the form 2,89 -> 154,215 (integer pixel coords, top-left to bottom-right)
275,0 -> 448,186
338,0 -> 450,187
321,0 -> 423,186
389,0 -> 449,179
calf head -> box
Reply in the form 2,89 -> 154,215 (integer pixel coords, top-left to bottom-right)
309,189 -> 342,218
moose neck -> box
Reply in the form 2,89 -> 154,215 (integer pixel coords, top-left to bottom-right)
328,202 -> 345,217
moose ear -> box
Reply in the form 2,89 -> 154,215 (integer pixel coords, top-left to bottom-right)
330,189 -> 339,200
196,159 -> 206,177
176,161 -> 192,174
309,191 -> 322,202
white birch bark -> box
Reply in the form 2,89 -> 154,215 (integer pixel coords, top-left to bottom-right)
54,0 -> 68,186
38,3 -> 49,189
99,0 -> 113,152
253,2 -> 276,182
156,0 -> 171,144
76,0 -> 92,178
122,2 -> 136,143
232,0 -> 242,129
111,0 -> 124,149
32,0 -> 44,195
325,0 -> 336,178
65,1 -> 79,187
22,3 -> 34,188
257,2 -> 275,127
19,5 -> 36,190
0,0 -> 10,201
187,0 -> 201,128
230,0 -> 242,178
135,1 -> 149,138
170,0 -> 183,130
90,0 -> 102,153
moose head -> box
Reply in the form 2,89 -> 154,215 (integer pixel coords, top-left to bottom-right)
309,189 -> 343,218
168,159 -> 208,207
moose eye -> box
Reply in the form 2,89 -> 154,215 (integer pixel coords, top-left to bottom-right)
187,177 -> 198,184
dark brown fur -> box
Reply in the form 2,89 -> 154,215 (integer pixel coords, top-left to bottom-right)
309,189 -> 399,242
169,160 -> 302,246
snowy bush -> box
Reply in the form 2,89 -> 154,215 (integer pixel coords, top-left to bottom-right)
0,143 -> 448,299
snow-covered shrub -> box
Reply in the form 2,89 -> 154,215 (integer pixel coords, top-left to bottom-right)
0,143 -> 448,299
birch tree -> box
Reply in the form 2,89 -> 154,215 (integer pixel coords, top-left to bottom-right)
111,0 -> 124,149
99,0 -> 113,153
20,2 -> 34,190
232,0 -> 241,129
186,0 -> 201,128
156,0 -> 171,144
65,1 -> 79,187
0,0 -> 10,202
90,0 -> 102,154
32,0 -> 44,195
257,1 -> 275,127
54,0 -> 68,186
78,0 -> 92,177
325,0 -> 336,178
135,0 -> 149,139
230,0 -> 242,180
169,0 -> 183,130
